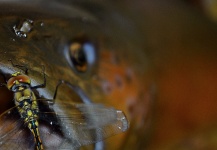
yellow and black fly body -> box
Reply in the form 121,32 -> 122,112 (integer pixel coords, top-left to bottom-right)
0,62 -> 129,150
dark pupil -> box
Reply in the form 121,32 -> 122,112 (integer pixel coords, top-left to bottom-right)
72,48 -> 86,67
70,43 -> 87,72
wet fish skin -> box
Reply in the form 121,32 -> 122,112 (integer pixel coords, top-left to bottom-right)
2,0 -> 217,150
0,1 -> 147,150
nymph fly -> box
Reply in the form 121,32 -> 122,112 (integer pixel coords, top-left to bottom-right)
0,62 -> 129,150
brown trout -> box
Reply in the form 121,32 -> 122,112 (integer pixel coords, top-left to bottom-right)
0,0 -> 217,150
0,0 -> 147,150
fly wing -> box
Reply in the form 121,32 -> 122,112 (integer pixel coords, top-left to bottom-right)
0,106 -> 35,150
38,101 -> 129,149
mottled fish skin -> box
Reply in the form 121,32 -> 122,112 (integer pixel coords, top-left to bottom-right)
1,0 -> 217,150
0,1 -> 148,150
115,0 -> 217,150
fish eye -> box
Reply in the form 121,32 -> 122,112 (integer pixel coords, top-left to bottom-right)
65,38 -> 97,75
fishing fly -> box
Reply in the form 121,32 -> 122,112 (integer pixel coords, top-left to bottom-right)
0,61 -> 129,150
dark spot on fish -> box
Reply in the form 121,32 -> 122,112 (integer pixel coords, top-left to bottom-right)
111,53 -> 120,65
115,75 -> 123,88
125,68 -> 133,83
102,80 -> 113,94
127,101 -> 134,115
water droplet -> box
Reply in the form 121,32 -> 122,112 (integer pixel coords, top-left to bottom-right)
13,19 -> 33,38
40,22 -> 44,27
50,121 -> 53,125
125,68 -> 134,83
